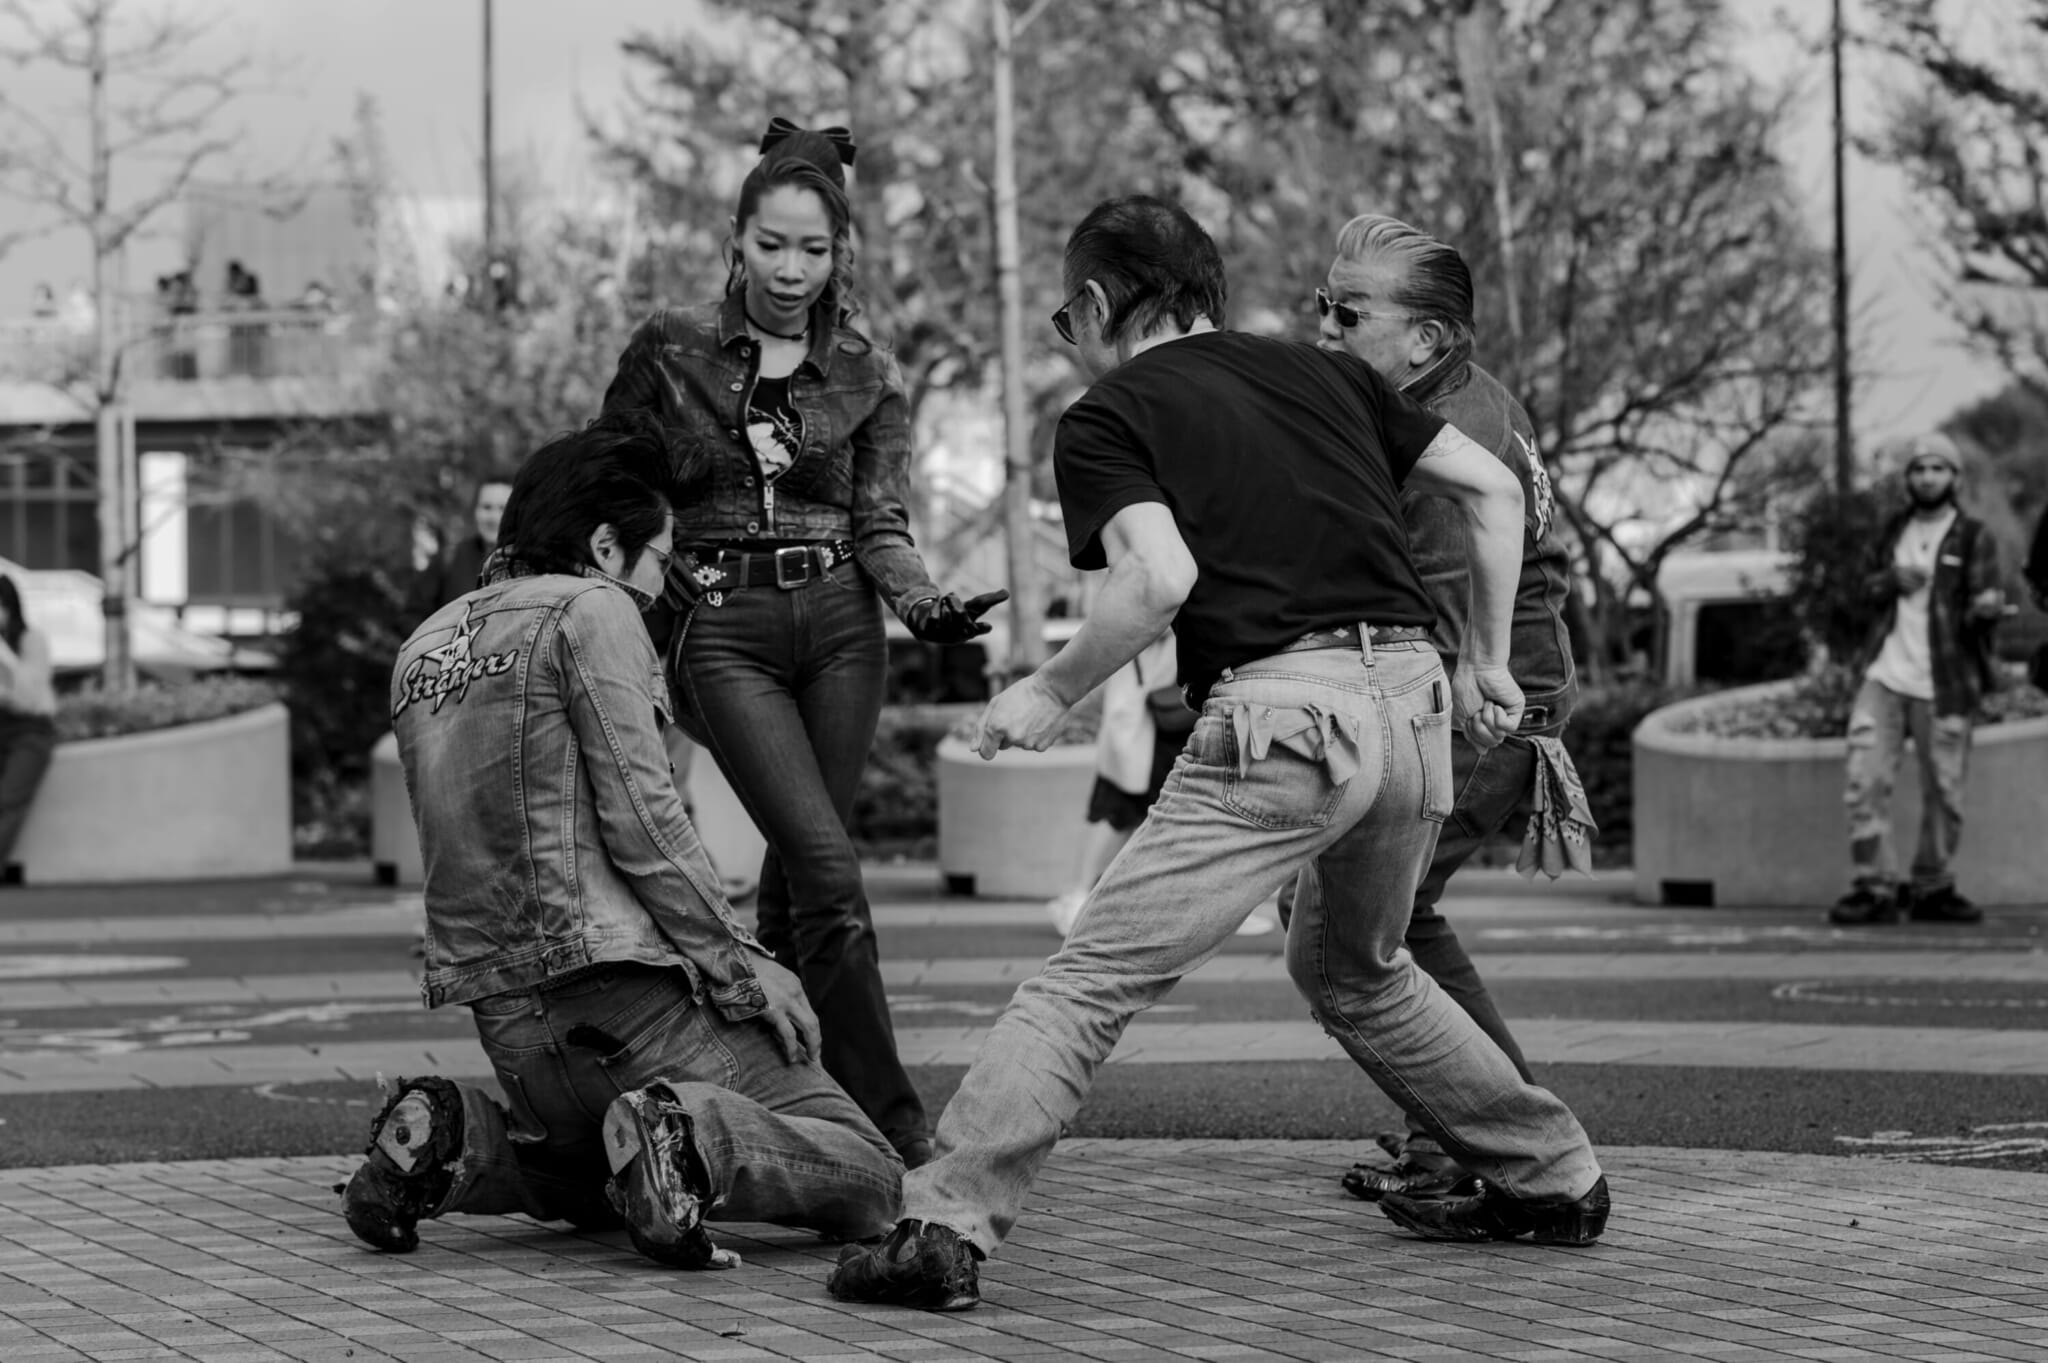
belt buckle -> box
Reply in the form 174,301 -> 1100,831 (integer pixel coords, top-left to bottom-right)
773,544 -> 811,589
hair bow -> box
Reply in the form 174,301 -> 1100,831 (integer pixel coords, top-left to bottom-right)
759,116 -> 858,167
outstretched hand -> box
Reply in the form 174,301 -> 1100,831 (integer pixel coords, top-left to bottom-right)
905,589 -> 1009,645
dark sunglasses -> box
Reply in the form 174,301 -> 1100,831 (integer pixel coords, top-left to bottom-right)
1051,287 -> 1089,345
1315,287 -> 1411,329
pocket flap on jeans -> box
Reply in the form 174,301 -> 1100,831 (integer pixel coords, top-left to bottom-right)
1227,703 -> 1362,782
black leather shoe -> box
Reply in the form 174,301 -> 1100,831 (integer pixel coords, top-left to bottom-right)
602,1083 -> 738,1270
827,1218 -> 983,1311
1906,887 -> 1983,923
1379,1173 -> 1610,1246
340,1077 -> 462,1253
1828,885 -> 1901,926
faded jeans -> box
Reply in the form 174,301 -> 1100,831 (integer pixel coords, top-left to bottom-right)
671,567 -> 928,1156
1844,678 -> 1971,895
901,639 -> 1601,1253
427,963 -> 902,1239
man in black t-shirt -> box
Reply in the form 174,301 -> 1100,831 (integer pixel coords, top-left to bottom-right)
830,196 -> 1608,1314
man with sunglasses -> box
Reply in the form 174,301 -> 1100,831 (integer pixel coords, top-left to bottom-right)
1300,212 -> 1589,1210
828,194 -> 1607,1314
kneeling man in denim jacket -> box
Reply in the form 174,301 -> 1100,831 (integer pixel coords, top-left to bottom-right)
340,415 -> 902,1269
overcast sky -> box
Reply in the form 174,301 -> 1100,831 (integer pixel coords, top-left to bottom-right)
0,0 -> 2008,437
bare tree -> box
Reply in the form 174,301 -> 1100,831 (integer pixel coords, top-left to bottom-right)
1091,0 -> 1834,670
0,0 -> 272,689
1863,0 -> 2048,398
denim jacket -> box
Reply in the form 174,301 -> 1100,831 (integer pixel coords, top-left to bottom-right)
1402,352 -> 1577,730
601,293 -> 941,616
392,569 -> 768,1014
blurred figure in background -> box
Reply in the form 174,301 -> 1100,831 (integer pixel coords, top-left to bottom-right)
1829,433 -> 2005,927
0,576 -> 57,877
412,478 -> 512,621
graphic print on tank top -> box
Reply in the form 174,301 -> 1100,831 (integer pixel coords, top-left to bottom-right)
746,374 -> 805,483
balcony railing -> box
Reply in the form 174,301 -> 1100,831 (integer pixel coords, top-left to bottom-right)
0,309 -> 379,388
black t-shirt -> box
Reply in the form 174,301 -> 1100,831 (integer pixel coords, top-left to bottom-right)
1054,330 -> 1444,700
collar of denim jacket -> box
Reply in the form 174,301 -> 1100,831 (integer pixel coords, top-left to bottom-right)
716,288 -> 837,378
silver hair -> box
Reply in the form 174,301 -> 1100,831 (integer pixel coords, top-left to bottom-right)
1333,213 -> 1476,353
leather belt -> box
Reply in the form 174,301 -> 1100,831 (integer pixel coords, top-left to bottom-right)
693,540 -> 856,592
1277,624 -> 1432,654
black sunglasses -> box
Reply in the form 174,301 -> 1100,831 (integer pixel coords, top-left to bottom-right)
1051,286 -> 1091,345
1315,287 -> 1412,329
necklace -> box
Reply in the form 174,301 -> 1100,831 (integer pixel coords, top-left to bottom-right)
744,308 -> 809,343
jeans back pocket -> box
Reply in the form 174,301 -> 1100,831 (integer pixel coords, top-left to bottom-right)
1411,708 -> 1454,823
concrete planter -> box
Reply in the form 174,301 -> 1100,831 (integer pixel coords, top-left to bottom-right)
14,702 -> 292,884
935,735 -> 1096,898
1633,682 -> 2048,907
371,730 -> 768,889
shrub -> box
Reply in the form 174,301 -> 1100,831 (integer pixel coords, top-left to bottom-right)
275,551 -> 419,856
1666,663 -> 2048,740
55,676 -> 281,743
1564,678 -> 1684,865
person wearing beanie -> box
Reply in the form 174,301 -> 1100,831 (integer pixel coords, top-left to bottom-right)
601,118 -> 1003,1170
1829,431 -> 2006,926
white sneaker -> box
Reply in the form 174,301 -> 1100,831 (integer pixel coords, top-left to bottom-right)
1045,889 -> 1087,936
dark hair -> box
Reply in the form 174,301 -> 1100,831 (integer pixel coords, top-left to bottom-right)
725,129 -> 862,330
1333,214 -> 1476,352
0,575 -> 22,653
1063,195 -> 1228,344
497,416 -> 672,577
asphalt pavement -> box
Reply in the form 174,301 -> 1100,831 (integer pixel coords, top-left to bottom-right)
2,862 -> 2046,1361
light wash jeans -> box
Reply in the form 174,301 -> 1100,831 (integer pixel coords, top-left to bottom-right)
427,962 -> 902,1239
1844,677 -> 1971,895
902,639 -> 1602,1253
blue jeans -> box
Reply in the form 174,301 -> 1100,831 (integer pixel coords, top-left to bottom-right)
1844,678 -> 1971,894
431,963 -> 902,1239
670,567 -> 928,1155
901,640 -> 1602,1252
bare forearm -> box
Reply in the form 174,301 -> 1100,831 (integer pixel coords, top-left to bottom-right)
1458,480 -> 1522,669
1038,556 -> 1183,707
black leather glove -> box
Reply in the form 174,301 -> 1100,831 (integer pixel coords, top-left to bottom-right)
904,589 -> 1009,644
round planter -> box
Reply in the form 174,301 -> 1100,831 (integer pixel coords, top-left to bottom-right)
935,734 -> 1096,898
13,702 -> 292,884
1632,681 -> 2048,907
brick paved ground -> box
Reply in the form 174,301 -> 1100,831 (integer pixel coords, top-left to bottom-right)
3,1141 -> 2046,1362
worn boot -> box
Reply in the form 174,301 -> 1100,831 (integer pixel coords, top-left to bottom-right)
339,1077 -> 463,1252
602,1082 -> 739,1270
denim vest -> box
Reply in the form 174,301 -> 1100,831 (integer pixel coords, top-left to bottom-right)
601,293 -> 940,615
392,571 -> 767,1014
1402,356 -> 1577,728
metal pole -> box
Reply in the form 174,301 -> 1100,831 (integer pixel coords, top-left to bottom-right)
482,0 -> 495,274
991,0 -> 1045,677
1831,0 -> 1854,493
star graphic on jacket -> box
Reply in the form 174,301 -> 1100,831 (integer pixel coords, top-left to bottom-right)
417,602 -> 481,674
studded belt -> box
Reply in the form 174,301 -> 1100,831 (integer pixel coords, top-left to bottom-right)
691,540 -> 856,593
1276,623 -> 1432,654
